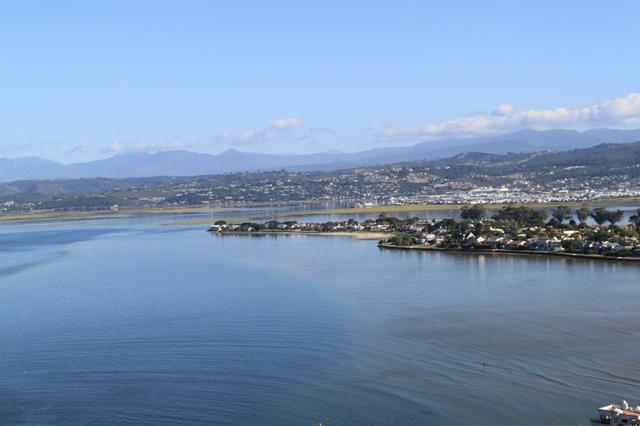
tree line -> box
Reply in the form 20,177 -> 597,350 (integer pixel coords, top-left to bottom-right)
461,204 -> 637,228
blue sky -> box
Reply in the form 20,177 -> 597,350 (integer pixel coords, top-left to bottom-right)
2,1 -> 640,163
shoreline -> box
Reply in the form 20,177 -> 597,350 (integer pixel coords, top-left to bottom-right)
0,206 -> 233,224
0,210 -> 121,223
378,243 -> 640,263
210,230 -> 390,240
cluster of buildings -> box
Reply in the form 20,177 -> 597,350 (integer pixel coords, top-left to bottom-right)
386,218 -> 640,257
412,226 -> 640,255
390,185 -> 640,206
169,165 -> 640,207
207,219 -> 393,234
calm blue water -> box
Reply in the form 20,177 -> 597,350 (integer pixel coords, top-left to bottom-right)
1,215 -> 640,425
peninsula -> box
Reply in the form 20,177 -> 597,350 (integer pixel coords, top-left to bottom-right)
209,205 -> 640,261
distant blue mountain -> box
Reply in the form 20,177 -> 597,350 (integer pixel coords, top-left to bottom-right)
2,128 -> 640,182
0,157 -> 67,182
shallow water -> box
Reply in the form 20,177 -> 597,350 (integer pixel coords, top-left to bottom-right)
1,216 -> 639,425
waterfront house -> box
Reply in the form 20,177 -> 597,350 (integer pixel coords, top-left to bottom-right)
530,239 -> 550,251
549,238 -> 563,251
462,233 -> 477,247
605,242 -> 623,253
487,235 -> 503,244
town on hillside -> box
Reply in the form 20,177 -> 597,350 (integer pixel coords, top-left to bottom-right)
3,141 -> 640,215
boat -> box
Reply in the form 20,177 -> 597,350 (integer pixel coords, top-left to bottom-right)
592,400 -> 640,425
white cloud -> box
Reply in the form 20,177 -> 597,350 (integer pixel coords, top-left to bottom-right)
379,92 -> 640,142
216,118 -> 303,145
103,142 -> 124,154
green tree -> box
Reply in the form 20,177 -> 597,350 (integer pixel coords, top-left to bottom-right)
551,205 -> 572,223
528,209 -> 548,227
561,239 -> 583,252
606,209 -> 625,226
406,216 -> 420,225
575,207 -> 592,223
492,206 -> 546,226
460,204 -> 486,220
591,208 -> 608,225
324,221 -> 336,230
546,217 -> 561,227
265,220 -> 281,229
630,209 -> 640,229
389,234 -> 414,246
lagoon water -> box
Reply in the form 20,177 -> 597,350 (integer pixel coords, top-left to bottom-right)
1,215 -> 640,425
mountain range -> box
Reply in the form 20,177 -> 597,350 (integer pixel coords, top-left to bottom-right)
2,139 -> 640,206
3,128 -> 640,182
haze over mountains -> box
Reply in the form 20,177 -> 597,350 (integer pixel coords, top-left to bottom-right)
2,128 -> 640,182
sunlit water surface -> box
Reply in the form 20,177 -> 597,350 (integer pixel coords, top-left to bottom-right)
1,215 -> 639,425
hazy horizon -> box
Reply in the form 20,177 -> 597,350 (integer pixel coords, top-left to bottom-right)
3,126 -> 640,165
